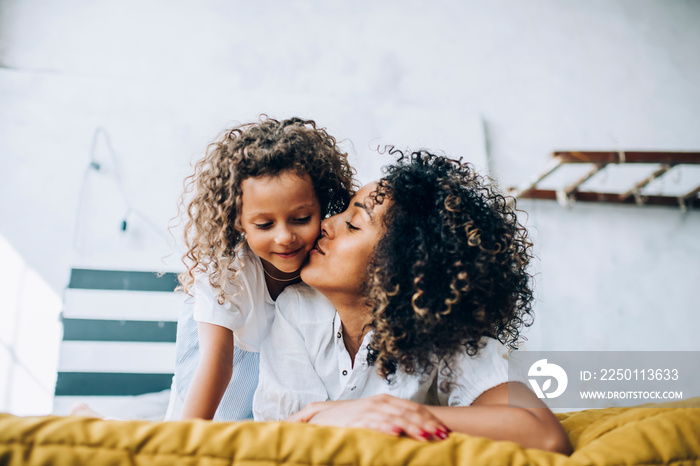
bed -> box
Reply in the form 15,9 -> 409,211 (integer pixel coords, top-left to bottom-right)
1,397 -> 698,465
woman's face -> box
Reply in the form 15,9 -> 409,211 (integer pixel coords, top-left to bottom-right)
301,182 -> 389,297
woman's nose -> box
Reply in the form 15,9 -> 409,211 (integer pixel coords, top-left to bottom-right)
321,215 -> 338,238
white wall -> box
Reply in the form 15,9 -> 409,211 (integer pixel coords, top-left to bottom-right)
1,0 -> 698,415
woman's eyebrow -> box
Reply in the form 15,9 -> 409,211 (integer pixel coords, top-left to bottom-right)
353,201 -> 374,221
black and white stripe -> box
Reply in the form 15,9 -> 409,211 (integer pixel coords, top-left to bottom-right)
53,269 -> 181,419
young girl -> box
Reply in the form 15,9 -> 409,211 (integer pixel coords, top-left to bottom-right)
167,116 -> 354,421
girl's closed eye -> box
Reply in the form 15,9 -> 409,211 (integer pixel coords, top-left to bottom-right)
292,215 -> 312,224
346,221 -> 359,231
254,222 -> 273,230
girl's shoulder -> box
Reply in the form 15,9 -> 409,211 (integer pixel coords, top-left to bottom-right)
220,245 -> 263,281
276,283 -> 335,324
233,244 -> 256,268
193,245 -> 263,297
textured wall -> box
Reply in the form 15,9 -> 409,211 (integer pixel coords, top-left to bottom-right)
1,0 -> 699,415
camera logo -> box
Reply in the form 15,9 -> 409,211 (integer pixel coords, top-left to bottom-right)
528,359 -> 568,399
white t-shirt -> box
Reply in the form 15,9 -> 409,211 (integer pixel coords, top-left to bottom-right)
253,283 -> 514,421
193,245 -> 275,352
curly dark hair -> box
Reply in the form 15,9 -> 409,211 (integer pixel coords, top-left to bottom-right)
178,116 -> 356,302
365,150 -> 534,383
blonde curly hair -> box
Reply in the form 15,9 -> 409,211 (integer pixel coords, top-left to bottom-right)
178,116 -> 355,303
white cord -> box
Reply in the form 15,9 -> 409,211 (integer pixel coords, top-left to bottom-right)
72,127 -> 171,252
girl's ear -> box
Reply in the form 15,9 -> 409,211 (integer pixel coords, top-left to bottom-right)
233,220 -> 246,239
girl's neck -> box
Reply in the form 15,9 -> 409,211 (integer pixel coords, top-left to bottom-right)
260,259 -> 301,300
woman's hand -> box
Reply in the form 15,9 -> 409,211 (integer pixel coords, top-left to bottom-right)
286,400 -> 345,423
288,394 -> 450,442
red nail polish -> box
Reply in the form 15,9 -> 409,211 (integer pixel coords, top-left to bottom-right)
435,430 -> 449,440
419,430 -> 431,440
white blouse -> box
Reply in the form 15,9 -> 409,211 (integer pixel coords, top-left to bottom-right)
192,245 -> 275,353
170,244 -> 273,421
253,283 -> 514,421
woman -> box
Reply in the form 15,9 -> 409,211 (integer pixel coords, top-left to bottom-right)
253,151 -> 572,454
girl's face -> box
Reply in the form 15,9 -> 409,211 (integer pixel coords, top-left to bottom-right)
301,182 -> 389,296
239,171 -> 321,276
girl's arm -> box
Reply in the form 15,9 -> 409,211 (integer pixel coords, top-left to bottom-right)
180,322 -> 234,420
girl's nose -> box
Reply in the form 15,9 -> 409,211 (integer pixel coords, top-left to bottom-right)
275,225 -> 295,245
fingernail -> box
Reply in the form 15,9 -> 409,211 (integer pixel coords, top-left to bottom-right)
419,430 -> 431,440
435,429 -> 449,440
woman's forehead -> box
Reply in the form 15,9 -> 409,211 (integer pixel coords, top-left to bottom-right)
353,182 -> 381,210
355,181 -> 379,197
351,181 -> 391,221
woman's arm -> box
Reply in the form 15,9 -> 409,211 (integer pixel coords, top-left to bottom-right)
180,322 -> 234,420
425,382 -> 572,454
293,383 -> 571,454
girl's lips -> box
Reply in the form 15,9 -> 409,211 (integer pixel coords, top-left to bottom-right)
275,247 -> 302,259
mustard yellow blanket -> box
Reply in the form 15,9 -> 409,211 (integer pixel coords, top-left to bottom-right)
1,398 -> 699,465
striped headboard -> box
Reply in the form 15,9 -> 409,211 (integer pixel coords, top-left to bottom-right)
53,269 -> 183,420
